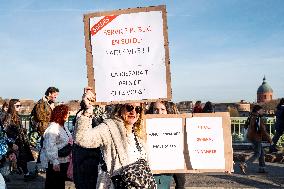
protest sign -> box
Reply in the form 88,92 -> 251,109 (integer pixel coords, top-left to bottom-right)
144,113 -> 233,174
84,5 -> 171,104
145,114 -> 185,173
185,112 -> 233,173
186,117 -> 225,170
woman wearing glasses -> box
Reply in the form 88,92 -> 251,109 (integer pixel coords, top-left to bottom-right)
2,99 -> 35,181
74,88 -> 155,189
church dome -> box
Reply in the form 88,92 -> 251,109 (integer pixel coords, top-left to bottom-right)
257,76 -> 273,94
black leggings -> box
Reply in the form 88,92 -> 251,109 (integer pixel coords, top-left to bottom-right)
17,159 -> 28,174
45,162 -> 69,189
72,144 -> 101,189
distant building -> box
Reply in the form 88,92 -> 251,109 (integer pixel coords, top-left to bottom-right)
214,103 -> 236,112
214,101 -> 251,117
257,76 -> 273,103
237,100 -> 250,117
19,99 -> 35,115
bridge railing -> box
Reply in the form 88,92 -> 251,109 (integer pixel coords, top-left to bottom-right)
230,117 -> 276,142
20,115 -> 76,133
20,115 -> 280,144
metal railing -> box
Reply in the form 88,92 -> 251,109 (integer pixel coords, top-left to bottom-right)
20,115 -> 76,133
231,117 -> 276,142
20,115 -> 279,144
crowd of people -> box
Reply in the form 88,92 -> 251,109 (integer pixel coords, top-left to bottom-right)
0,86 -> 283,189
192,101 -> 214,113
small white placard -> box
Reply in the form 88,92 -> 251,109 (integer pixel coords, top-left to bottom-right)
186,117 -> 225,169
146,118 -> 184,171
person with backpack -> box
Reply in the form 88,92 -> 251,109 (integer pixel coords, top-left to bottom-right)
239,105 -> 272,174
269,98 -> 284,153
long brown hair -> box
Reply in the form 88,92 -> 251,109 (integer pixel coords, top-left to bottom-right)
1,101 -> 8,112
50,104 -> 69,126
4,99 -> 21,126
147,101 -> 179,114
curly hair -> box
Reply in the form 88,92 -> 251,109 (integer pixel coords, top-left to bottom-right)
112,104 -> 145,140
50,104 -> 69,126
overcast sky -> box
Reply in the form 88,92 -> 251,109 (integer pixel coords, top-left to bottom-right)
0,0 -> 283,103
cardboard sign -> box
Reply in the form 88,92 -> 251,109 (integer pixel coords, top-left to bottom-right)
84,5 -> 171,104
144,113 -> 233,174
186,117 -> 225,169
146,117 -> 185,172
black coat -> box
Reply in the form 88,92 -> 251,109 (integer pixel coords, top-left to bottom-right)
5,116 -> 34,162
275,106 -> 284,132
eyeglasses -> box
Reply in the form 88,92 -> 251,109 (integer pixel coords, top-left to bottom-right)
14,105 -> 22,108
125,105 -> 142,114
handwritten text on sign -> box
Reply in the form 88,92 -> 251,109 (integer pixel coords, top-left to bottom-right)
186,117 -> 225,169
146,118 -> 184,171
90,11 -> 167,102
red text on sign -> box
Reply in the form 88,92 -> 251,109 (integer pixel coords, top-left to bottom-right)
112,38 -> 142,45
196,137 -> 214,142
198,125 -> 211,130
104,26 -> 152,36
194,149 -> 217,154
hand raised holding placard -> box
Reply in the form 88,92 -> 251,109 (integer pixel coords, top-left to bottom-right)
82,87 -> 96,105
82,87 -> 96,115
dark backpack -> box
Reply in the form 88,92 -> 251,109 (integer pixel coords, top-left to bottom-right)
244,115 -> 251,129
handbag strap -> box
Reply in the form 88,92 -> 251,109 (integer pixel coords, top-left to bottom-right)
62,125 -> 71,138
105,124 -> 121,176
106,124 -> 122,163
106,123 -> 142,175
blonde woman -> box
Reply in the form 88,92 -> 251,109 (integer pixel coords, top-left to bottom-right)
74,89 -> 155,189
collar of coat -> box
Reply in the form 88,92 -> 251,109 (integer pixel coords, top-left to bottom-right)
42,96 -> 55,110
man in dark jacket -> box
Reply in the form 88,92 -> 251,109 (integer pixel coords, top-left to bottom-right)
240,105 -> 272,174
30,87 -> 59,136
30,87 -> 59,172
269,98 -> 284,153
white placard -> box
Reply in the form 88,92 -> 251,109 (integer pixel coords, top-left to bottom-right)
186,117 -> 225,169
89,10 -> 167,102
146,118 -> 184,171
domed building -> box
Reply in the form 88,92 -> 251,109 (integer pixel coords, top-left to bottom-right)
257,76 -> 273,103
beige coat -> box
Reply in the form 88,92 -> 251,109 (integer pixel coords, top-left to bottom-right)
74,116 -> 147,189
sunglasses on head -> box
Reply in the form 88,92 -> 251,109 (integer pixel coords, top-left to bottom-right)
125,105 -> 142,114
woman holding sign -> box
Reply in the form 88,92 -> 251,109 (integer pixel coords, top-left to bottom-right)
147,101 -> 186,189
74,88 -> 156,189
